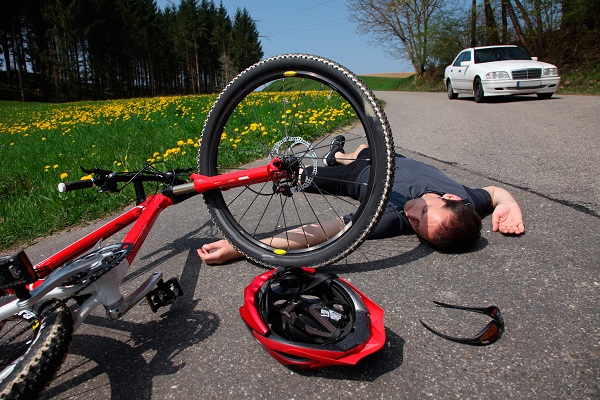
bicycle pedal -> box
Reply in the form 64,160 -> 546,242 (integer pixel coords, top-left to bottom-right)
145,277 -> 183,313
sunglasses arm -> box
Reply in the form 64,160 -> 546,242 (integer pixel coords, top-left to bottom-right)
432,301 -> 498,319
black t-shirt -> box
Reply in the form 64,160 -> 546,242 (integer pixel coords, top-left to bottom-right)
347,156 -> 492,239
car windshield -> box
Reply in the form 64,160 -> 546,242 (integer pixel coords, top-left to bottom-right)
474,47 -> 532,63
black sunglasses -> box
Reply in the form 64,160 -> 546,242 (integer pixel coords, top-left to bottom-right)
419,301 -> 505,346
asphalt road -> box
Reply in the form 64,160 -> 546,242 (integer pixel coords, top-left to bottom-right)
25,91 -> 599,399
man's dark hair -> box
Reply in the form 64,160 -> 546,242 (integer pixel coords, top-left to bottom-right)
431,200 -> 482,253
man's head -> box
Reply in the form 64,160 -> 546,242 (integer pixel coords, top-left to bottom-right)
404,193 -> 482,252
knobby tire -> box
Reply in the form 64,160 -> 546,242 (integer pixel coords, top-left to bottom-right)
0,302 -> 73,400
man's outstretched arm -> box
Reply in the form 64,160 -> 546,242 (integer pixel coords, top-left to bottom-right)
483,186 -> 525,235
197,218 -> 345,265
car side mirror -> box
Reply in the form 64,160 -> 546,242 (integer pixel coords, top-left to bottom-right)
460,61 -> 471,67
531,56 -> 538,61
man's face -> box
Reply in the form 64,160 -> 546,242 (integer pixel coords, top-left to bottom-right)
403,193 -> 461,242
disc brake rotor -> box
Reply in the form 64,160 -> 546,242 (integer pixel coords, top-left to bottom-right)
270,136 -> 318,191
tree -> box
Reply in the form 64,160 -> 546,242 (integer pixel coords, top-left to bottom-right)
348,0 -> 447,76
428,2 -> 471,69
0,0 -> 264,101
556,0 -> 600,67
2,1 -> 29,100
211,2 -> 233,89
230,8 -> 263,72
470,0 -> 477,46
483,0 -> 499,45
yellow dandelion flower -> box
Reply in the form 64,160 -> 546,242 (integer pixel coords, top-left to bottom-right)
60,173 -> 68,179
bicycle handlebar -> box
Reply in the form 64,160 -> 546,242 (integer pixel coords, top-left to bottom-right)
58,179 -> 97,193
57,167 -> 195,193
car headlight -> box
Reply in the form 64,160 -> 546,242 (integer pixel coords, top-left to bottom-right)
485,71 -> 510,79
543,67 -> 558,76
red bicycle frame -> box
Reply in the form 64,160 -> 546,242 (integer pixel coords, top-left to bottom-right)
32,158 -> 287,283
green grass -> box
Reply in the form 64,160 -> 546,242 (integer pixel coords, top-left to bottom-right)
558,65 -> 600,95
0,95 -> 215,252
359,75 -> 443,92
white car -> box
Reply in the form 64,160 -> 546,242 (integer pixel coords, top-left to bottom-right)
444,45 -> 560,102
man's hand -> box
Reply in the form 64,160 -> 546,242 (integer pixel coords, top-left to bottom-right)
492,201 -> 525,234
197,239 -> 242,265
484,186 -> 525,235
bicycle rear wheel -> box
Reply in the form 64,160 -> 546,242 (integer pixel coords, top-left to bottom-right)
198,54 -> 394,268
0,302 -> 73,399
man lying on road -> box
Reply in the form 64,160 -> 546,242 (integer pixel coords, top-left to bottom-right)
198,136 -> 525,265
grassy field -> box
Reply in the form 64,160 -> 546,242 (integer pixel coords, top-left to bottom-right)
558,65 -> 600,95
0,96 -> 218,252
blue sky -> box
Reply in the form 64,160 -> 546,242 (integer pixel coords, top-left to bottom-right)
155,0 -> 413,74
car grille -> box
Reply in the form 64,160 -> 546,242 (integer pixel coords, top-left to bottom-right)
512,69 -> 542,79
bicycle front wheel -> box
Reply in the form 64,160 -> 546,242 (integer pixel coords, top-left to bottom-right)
198,54 -> 394,268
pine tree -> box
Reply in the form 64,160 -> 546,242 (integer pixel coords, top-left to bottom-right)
231,8 -> 263,72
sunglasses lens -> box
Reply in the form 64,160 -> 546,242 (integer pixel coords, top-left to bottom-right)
479,322 -> 502,344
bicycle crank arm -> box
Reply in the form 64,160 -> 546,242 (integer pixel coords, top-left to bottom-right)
105,271 -> 163,320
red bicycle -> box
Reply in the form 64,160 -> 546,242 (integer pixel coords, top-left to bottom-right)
0,54 -> 394,399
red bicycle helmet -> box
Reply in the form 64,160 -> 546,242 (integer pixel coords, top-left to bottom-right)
239,266 -> 386,369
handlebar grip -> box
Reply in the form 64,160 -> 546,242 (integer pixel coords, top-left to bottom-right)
58,179 -> 96,192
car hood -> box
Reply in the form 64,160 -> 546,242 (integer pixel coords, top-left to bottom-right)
477,60 -> 555,70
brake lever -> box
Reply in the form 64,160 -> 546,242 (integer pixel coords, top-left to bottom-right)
80,166 -> 113,176
79,167 -> 119,192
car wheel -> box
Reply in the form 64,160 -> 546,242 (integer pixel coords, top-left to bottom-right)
537,93 -> 553,99
446,80 -> 458,99
473,77 -> 485,103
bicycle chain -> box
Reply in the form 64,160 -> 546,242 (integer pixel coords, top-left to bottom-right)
0,243 -> 132,347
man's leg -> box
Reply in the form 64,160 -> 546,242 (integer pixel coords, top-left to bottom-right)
334,144 -> 368,165
301,146 -> 370,198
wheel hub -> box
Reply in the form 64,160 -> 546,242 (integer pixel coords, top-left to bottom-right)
270,136 -> 318,193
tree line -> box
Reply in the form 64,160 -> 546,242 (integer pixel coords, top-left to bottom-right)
0,0 -> 263,102
349,0 -> 599,77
